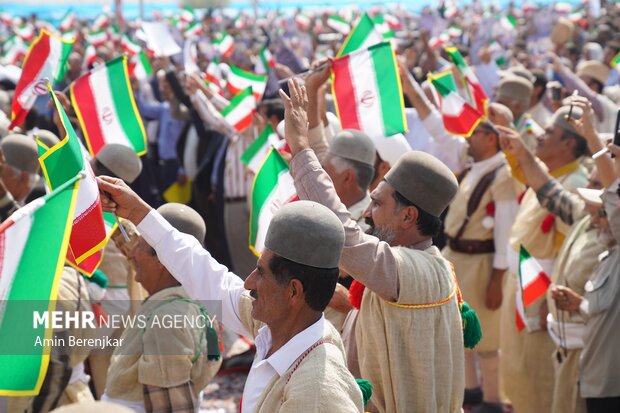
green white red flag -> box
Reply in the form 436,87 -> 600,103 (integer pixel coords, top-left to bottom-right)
0,174 -> 80,396
516,245 -> 552,332
295,14 -> 312,30
10,30 -> 73,129
241,124 -> 280,173
70,56 -> 147,157
327,15 -> 350,35
445,47 -> 489,116
121,34 -> 141,56
338,13 -> 383,57
39,87 -> 107,266
184,21 -> 202,39
428,70 -> 483,137
204,59 -> 223,95
255,46 -> 276,75
1,35 -> 27,65
92,13 -> 111,31
249,148 -> 298,255
372,14 -> 395,40
13,22 -> 35,42
59,10 -> 77,32
130,50 -> 153,81
221,87 -> 256,133
213,32 -> 234,58
226,64 -> 267,102
331,42 -> 407,138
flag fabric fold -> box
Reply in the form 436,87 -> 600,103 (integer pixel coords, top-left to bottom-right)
241,125 -> 280,173
221,87 -> 256,133
71,56 -> 147,157
39,87 -> 108,266
10,30 -> 73,129
445,47 -> 489,116
516,245 -> 552,332
338,13 -> 383,57
226,65 -> 267,102
0,174 -> 80,396
428,70 -> 483,137
249,148 -> 298,255
331,42 -> 407,138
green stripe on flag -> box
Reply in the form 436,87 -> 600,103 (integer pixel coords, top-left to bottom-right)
106,57 -> 147,155
429,70 -> 458,97
339,14 -> 377,57
229,65 -> 267,82
370,43 -> 406,136
54,38 -> 75,84
241,124 -> 273,165
139,50 -> 153,76
221,87 -> 253,117
249,148 -> 289,250
0,175 -> 80,395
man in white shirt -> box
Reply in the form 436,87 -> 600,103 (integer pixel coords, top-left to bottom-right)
96,177 -> 364,413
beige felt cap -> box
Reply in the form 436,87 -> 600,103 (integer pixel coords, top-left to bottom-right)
551,17 -> 574,46
157,203 -> 206,246
1,133 -> 39,174
51,401 -> 134,413
34,129 -> 60,149
576,60 -> 610,85
328,129 -> 376,166
498,66 -> 535,83
577,187 -> 603,206
264,200 -> 344,269
496,76 -> 533,102
550,105 -> 584,139
384,151 -> 458,217
95,144 -> 142,183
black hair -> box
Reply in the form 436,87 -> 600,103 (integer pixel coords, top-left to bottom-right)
530,69 -> 548,101
561,130 -> 588,159
266,102 -> 285,122
268,254 -> 339,312
392,190 -> 443,238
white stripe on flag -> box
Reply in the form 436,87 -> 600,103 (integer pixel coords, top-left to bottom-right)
254,171 -> 296,252
225,97 -> 254,125
349,50 -> 384,138
88,67 -> 132,148
73,163 -> 99,220
18,37 -> 64,108
520,258 -> 544,287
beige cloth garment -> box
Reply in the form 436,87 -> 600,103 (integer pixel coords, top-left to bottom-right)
500,165 -> 587,413
529,100 -> 553,130
234,292 -> 364,413
290,149 -> 465,413
105,286 -> 221,403
443,160 -> 523,352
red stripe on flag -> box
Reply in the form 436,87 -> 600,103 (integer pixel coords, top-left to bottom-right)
67,248 -> 102,276
69,200 -> 105,262
515,309 -> 525,332
72,76 -> 106,156
332,54 -> 361,130
10,33 -> 51,129
522,271 -> 551,307
234,112 -> 255,133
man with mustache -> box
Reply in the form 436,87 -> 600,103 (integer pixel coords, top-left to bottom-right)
281,78 -> 465,412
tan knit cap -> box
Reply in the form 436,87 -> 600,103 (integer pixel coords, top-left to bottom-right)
328,129 -> 376,166
95,144 -> 142,184
550,105 -> 584,139
1,133 -> 39,174
384,151 -> 458,217
576,60 -> 610,85
157,203 -> 206,246
551,17 -> 574,46
496,76 -> 533,103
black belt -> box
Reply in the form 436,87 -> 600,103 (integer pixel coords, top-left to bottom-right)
446,236 -> 495,254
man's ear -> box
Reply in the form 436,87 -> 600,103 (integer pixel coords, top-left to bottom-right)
400,205 -> 419,230
289,278 -> 305,304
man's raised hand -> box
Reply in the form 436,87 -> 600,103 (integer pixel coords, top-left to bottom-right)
97,176 -> 152,225
279,78 -> 310,156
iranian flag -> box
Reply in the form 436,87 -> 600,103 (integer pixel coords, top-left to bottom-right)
86,29 -> 108,47
428,70 -> 483,137
180,6 -> 195,23
500,14 -> 517,31
515,245 -> 552,332
383,13 -> 401,30
338,13 -> 383,57
121,34 -> 141,56
13,22 -> 35,42
213,32 -> 234,58
131,50 -> 153,81
184,21 -> 202,38
9,30 -> 73,130
0,175 -> 80,396
204,59 -> 223,95
327,15 -> 350,35
70,56 -> 147,157
611,51 -> 620,71
241,124 -> 280,173
372,14 -> 395,40
221,87 -> 256,132
227,65 -> 267,102
295,14 -> 311,30
255,46 -> 276,75
429,33 -> 450,50
249,148 -> 298,255
59,10 -> 77,32
331,42 -> 407,138
445,47 -> 489,115
1,35 -> 27,65
39,88 -> 108,265
92,13 -> 111,31
184,39 -> 200,75
65,212 -> 117,275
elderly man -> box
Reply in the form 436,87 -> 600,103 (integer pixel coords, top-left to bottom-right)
102,203 -> 222,413
442,120 -> 524,412
0,133 -> 40,219
494,76 -> 544,151
96,179 -> 364,412
281,79 -> 464,412
496,100 -> 592,412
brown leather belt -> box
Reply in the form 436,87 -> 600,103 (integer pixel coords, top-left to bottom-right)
446,236 -> 495,254
224,196 -> 247,203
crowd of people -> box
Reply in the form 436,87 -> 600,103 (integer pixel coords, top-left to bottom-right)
0,1 -> 620,412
